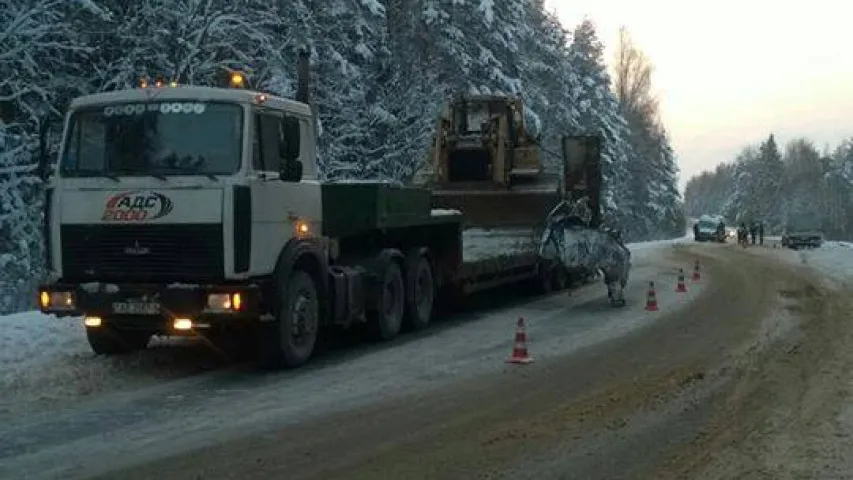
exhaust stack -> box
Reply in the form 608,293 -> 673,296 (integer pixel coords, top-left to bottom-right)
296,47 -> 311,105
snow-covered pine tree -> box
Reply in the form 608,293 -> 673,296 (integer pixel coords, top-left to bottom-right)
723,145 -> 759,223
612,27 -> 682,239
517,2 -> 579,171
83,0 -> 287,91
300,0 -> 388,179
781,138 -> 825,232
683,162 -> 736,219
567,19 -> 632,226
751,134 -> 785,229
0,0 -> 90,313
820,141 -> 853,238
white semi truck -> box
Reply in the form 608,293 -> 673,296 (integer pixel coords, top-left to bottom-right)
36,50 -> 605,368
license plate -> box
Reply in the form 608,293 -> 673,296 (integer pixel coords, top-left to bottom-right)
112,300 -> 160,315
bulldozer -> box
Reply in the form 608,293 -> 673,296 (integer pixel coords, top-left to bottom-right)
423,94 -> 568,228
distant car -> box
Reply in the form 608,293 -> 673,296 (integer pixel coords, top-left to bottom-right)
781,229 -> 823,249
694,215 -> 726,243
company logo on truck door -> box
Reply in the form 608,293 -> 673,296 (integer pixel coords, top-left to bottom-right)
102,191 -> 174,221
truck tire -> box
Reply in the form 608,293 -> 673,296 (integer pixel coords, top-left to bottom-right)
86,324 -> 150,355
367,260 -> 405,341
404,251 -> 434,331
260,269 -> 319,369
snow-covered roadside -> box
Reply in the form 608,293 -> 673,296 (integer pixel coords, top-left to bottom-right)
798,241 -> 853,282
628,232 -> 691,254
0,312 -> 225,416
0,234 -> 688,417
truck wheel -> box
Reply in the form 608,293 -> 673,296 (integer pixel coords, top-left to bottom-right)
367,260 -> 405,341
404,252 -> 434,331
260,270 -> 319,369
86,324 -> 150,355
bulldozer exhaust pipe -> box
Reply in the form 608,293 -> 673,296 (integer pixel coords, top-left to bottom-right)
296,46 -> 311,105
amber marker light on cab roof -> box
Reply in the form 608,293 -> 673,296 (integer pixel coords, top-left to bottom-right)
230,72 -> 245,88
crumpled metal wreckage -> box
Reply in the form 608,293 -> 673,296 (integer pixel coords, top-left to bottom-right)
539,197 -> 632,307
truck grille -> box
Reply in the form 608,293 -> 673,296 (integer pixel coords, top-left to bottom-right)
60,224 -> 224,282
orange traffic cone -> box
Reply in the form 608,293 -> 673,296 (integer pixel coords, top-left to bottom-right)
507,317 -> 533,364
692,259 -> 701,281
645,281 -> 659,311
676,269 -> 687,292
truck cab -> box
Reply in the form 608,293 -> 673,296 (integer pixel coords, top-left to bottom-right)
37,73 -> 334,365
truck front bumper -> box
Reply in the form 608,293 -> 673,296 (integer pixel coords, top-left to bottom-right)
37,282 -> 264,332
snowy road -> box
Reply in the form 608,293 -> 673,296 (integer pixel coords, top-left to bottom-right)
1,237 -> 698,479
97,240 -> 853,480
14,236 -> 853,479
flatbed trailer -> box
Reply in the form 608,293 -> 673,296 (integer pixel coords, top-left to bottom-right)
320,182 -> 560,301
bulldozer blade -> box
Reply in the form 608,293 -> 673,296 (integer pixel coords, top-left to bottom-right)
431,188 -> 563,229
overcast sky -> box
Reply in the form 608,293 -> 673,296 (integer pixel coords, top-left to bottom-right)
545,0 -> 853,191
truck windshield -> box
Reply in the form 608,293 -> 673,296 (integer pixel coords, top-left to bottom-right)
59,101 -> 243,178
453,102 -> 493,134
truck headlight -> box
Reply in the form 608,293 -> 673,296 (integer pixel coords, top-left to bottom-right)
39,290 -> 76,311
206,293 -> 243,312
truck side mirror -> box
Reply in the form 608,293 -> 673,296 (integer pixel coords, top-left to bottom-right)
278,116 -> 303,182
280,116 -> 300,162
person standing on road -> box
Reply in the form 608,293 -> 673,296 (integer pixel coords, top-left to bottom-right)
737,223 -> 746,246
693,222 -> 699,240
749,222 -> 757,245
759,221 -> 764,245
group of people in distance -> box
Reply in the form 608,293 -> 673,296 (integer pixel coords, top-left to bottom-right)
736,221 -> 764,247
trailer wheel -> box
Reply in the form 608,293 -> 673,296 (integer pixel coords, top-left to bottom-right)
86,323 -> 150,355
404,252 -> 434,331
260,269 -> 319,369
367,260 -> 405,341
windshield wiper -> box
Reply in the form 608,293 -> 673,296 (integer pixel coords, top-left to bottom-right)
61,168 -> 121,182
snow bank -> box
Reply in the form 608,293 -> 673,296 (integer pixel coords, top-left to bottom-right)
1,311 -> 87,412
798,241 -> 853,282
627,232 -> 691,256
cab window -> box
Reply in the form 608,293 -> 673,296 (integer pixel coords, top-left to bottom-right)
252,113 -> 282,172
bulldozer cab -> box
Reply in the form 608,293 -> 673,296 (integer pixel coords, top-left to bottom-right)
425,94 -> 601,231
431,95 -> 541,189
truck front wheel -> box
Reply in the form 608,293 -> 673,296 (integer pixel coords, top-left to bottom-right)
86,324 -> 151,355
261,269 -> 319,369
